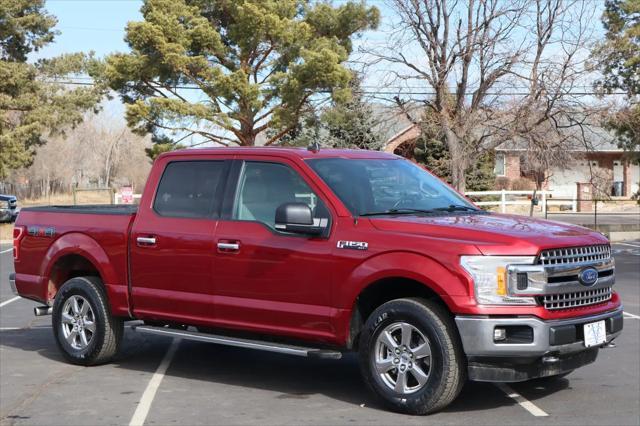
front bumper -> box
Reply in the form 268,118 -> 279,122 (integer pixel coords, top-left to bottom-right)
455,307 -> 623,381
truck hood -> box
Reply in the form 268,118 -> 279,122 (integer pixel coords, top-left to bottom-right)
368,213 -> 608,256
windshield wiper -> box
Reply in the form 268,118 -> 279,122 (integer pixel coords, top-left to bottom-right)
360,205 -> 482,217
431,205 -> 480,212
359,208 -> 437,217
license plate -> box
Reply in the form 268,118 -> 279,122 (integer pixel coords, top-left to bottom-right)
584,320 -> 607,347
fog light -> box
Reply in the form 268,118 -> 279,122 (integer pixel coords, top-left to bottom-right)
494,327 -> 507,342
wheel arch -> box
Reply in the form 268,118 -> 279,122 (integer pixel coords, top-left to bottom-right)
41,233 -> 115,303
340,251 -> 468,350
347,276 -> 453,350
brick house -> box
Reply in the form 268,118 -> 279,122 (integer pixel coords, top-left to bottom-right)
384,123 -> 640,198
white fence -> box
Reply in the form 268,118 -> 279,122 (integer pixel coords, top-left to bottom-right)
464,190 -> 578,214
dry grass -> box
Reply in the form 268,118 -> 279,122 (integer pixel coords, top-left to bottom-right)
21,191 -> 113,207
0,223 -> 13,241
1,191 -> 113,241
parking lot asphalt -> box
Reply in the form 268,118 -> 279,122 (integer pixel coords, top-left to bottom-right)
1,241 -> 639,426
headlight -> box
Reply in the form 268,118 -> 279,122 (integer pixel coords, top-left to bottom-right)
460,256 -> 537,305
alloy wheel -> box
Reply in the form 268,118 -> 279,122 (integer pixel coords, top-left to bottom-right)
374,321 -> 432,394
60,295 -> 96,350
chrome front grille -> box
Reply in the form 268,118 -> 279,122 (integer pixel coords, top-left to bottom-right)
541,287 -> 612,310
538,245 -> 611,266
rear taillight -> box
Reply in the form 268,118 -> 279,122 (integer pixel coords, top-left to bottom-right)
13,226 -> 24,261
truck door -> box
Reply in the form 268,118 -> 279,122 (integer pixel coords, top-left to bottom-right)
130,158 -> 230,325
212,159 -> 338,341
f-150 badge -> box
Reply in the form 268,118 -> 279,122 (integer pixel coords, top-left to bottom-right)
337,241 -> 368,250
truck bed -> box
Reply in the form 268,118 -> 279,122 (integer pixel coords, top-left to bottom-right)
13,204 -> 136,312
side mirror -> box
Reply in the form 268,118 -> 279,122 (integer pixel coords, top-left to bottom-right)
275,203 -> 326,236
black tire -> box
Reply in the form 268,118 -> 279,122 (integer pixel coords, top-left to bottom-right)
52,276 -> 123,366
358,298 -> 466,415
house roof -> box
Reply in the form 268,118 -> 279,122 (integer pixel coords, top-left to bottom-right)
495,125 -> 625,152
369,103 -> 419,142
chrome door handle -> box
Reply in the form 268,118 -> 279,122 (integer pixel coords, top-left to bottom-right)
137,236 -> 157,245
217,242 -> 240,251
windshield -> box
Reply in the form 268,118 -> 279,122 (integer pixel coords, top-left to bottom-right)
307,158 -> 478,216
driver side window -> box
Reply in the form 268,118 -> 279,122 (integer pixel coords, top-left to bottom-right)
233,162 -> 328,229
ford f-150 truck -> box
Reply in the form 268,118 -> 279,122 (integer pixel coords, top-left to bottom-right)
9,147 -> 623,415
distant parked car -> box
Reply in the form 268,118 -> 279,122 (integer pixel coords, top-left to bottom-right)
0,194 -> 18,223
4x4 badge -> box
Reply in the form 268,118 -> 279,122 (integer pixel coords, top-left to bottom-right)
337,241 -> 368,251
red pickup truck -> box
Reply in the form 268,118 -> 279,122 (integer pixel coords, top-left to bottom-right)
10,147 -> 622,414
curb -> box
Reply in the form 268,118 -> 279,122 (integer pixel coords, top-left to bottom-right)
608,231 -> 640,243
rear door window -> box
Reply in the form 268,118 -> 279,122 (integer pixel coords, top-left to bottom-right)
153,161 -> 227,218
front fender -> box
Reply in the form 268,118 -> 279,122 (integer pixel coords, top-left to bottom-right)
336,251 -> 472,311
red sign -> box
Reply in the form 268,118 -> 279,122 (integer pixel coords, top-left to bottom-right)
120,186 -> 134,204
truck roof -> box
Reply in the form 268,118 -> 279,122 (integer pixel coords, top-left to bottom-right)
160,146 -> 399,161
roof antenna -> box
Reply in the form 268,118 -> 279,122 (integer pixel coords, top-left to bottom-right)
307,141 -> 321,153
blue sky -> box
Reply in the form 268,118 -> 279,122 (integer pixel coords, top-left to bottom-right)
36,0 -> 607,91
34,0 -> 142,59
33,0 -> 610,145
35,0 -> 393,59
34,0 -> 397,125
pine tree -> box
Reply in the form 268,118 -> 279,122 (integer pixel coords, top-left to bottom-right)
592,0 -> 639,162
101,0 -> 379,151
321,74 -> 383,150
414,120 -> 495,191
0,0 -> 104,178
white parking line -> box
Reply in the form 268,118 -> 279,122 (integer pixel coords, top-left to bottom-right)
495,383 -> 549,417
624,312 -> 640,319
129,338 -> 181,426
0,296 -> 21,308
0,248 -> 12,254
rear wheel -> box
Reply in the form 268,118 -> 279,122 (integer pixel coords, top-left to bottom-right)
358,298 -> 466,415
52,276 -> 123,365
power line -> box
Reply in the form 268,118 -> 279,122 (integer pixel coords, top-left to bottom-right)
59,76 -> 616,91
47,79 -> 628,96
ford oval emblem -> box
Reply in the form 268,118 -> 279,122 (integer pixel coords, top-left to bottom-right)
579,267 -> 599,286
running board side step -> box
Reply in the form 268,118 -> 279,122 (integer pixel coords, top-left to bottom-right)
132,325 -> 343,360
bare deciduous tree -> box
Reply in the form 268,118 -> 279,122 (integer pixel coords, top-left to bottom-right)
369,0 -> 600,192
3,114 -> 152,200
367,0 -> 526,191
509,0 -> 605,211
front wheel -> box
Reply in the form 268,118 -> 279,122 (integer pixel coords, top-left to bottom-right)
52,276 -> 123,365
358,298 -> 466,415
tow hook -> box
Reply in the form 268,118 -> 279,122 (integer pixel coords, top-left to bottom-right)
542,355 -> 560,364
602,341 -> 616,349
34,306 -> 52,316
